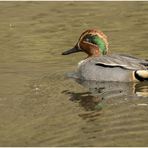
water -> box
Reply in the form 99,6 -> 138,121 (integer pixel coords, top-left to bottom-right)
0,1 -> 148,146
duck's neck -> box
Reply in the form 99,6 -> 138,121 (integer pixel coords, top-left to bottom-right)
87,47 -> 109,58
87,48 -> 100,57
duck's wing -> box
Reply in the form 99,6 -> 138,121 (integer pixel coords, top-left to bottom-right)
93,54 -> 148,70
117,54 -> 148,66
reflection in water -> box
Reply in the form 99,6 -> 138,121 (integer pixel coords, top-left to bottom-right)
63,72 -> 148,112
76,79 -> 148,98
62,90 -> 103,111
135,82 -> 148,97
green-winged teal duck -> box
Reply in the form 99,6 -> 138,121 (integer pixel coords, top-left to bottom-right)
62,29 -> 148,82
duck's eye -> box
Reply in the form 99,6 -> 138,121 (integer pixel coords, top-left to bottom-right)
83,34 -> 92,43
85,38 -> 90,42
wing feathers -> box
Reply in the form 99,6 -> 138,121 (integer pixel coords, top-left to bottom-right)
93,54 -> 147,70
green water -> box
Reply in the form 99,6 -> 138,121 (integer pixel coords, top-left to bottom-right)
0,1 -> 148,146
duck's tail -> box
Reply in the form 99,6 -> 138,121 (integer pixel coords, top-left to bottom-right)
135,70 -> 148,81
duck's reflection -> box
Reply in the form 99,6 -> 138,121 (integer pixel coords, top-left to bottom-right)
134,82 -> 148,97
62,90 -> 103,111
76,79 -> 148,99
63,73 -> 148,111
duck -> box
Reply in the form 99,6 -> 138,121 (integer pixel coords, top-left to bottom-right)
62,29 -> 148,82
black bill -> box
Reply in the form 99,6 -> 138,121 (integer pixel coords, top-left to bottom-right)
62,46 -> 82,55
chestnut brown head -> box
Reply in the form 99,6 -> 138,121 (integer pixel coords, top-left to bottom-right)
62,29 -> 109,57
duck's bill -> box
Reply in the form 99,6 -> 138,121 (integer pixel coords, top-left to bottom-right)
62,47 -> 82,55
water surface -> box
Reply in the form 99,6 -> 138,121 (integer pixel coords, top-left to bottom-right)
0,1 -> 148,146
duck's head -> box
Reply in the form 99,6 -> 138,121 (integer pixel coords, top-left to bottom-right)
62,29 -> 109,57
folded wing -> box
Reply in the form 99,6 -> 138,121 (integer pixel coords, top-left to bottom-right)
94,54 -> 148,70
